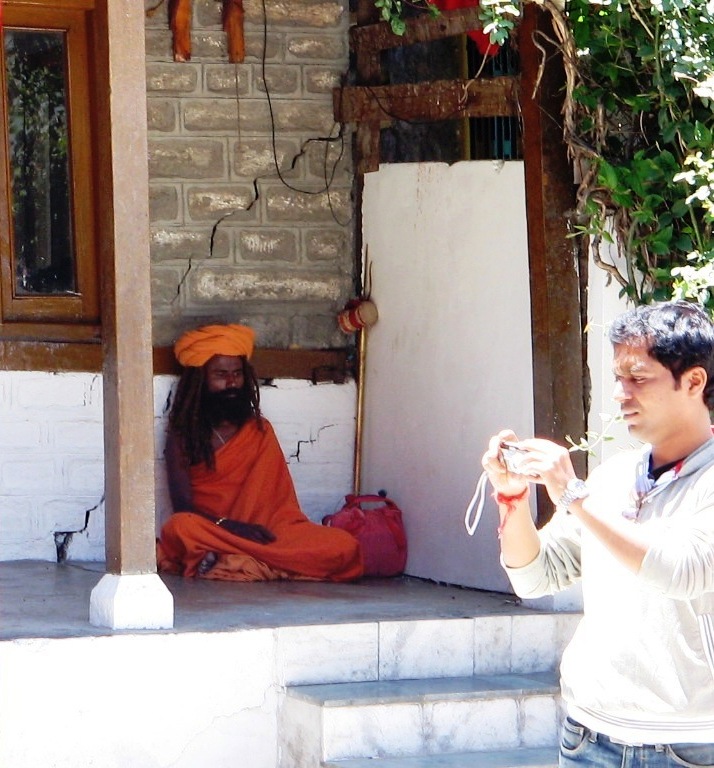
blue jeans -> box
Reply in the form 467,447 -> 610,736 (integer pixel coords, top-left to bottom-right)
560,717 -> 714,768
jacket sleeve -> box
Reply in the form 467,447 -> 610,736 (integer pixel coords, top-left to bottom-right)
638,485 -> 714,600
502,507 -> 583,598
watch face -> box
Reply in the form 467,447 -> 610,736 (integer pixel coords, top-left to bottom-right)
559,479 -> 589,510
568,480 -> 588,498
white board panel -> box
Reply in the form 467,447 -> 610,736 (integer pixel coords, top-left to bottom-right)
361,161 -> 534,591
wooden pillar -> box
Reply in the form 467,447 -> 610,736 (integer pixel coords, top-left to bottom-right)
90,0 -> 173,629
519,3 -> 587,522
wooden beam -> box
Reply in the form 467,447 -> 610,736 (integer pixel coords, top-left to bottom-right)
99,0 -> 160,575
0,341 -> 349,380
350,6 -> 482,52
0,323 -> 101,343
355,122 -> 381,174
336,76 -> 518,124
345,4 -> 494,175
518,4 -> 585,524
0,341 -> 102,372
153,346 -> 350,382
355,49 -> 382,83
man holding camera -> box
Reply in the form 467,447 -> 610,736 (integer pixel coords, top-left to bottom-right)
481,300 -> 714,767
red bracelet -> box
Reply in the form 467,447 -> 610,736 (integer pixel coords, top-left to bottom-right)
493,486 -> 529,539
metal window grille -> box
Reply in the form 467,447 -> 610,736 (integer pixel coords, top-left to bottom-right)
467,38 -> 522,160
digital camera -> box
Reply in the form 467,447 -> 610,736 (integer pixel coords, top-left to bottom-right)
500,441 -> 529,474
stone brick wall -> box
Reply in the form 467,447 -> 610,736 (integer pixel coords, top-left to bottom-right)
144,0 -> 355,349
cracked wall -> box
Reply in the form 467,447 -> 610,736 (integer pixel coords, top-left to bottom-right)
0,371 -> 356,562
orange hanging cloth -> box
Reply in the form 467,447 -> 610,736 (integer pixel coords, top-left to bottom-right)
169,0 -> 192,62
223,0 -> 246,63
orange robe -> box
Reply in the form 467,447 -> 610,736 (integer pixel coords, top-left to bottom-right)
157,419 -> 363,582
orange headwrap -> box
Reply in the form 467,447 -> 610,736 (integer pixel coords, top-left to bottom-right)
174,324 -> 255,367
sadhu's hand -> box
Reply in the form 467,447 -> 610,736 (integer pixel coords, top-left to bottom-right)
218,519 -> 275,544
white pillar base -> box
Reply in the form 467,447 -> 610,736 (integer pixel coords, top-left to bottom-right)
89,573 -> 174,629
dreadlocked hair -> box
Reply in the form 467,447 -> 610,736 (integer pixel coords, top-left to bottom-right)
168,357 -> 263,470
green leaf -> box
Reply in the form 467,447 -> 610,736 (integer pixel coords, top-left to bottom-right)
390,16 -> 406,35
598,161 -> 619,190
612,190 -> 635,207
675,234 -> 694,251
623,94 -> 652,113
671,199 -> 689,217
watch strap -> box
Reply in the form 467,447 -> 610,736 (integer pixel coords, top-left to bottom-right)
557,478 -> 589,510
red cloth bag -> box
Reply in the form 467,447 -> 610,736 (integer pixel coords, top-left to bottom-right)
323,494 -> 407,577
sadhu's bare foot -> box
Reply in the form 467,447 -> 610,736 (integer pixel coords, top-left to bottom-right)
198,551 -> 218,575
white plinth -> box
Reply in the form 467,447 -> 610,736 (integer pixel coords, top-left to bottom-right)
89,573 -> 174,629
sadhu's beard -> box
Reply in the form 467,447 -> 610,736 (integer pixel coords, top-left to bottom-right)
202,387 -> 254,427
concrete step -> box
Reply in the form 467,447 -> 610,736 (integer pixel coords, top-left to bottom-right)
278,611 -> 580,688
279,672 -> 561,767
322,746 -> 558,767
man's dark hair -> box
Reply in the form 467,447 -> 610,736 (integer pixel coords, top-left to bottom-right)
609,300 -> 714,408
168,357 -> 262,468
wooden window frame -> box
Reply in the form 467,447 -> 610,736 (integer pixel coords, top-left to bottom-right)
0,0 -> 101,356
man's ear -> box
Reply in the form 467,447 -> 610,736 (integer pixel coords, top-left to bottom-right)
685,366 -> 708,396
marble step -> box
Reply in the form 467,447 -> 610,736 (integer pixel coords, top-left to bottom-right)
279,672 -> 561,767
278,612 -> 580,688
322,746 -> 558,767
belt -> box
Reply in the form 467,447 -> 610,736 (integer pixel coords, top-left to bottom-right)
568,718 -> 650,748
594,731 -> 672,751
571,718 -> 713,751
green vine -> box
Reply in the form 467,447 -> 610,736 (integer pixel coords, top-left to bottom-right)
477,0 -> 521,46
373,0 -> 440,35
563,0 -> 714,308
378,0 -> 714,309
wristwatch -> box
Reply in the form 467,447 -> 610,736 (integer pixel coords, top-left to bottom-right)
557,478 -> 589,511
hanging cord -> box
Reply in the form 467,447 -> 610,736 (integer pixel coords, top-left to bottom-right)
259,0 -> 349,207
145,0 -> 166,16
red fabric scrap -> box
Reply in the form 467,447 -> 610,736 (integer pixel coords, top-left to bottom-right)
432,0 -> 498,57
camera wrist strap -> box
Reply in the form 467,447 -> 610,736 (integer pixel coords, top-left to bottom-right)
464,471 -> 489,536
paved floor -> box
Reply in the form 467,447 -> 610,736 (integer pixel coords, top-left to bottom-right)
1,560 -> 531,640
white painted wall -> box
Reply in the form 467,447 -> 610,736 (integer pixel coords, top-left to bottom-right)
360,162 -> 535,592
0,372 -> 105,562
0,629 -> 280,768
0,608 -> 580,768
586,238 -> 638,467
0,372 -> 356,562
